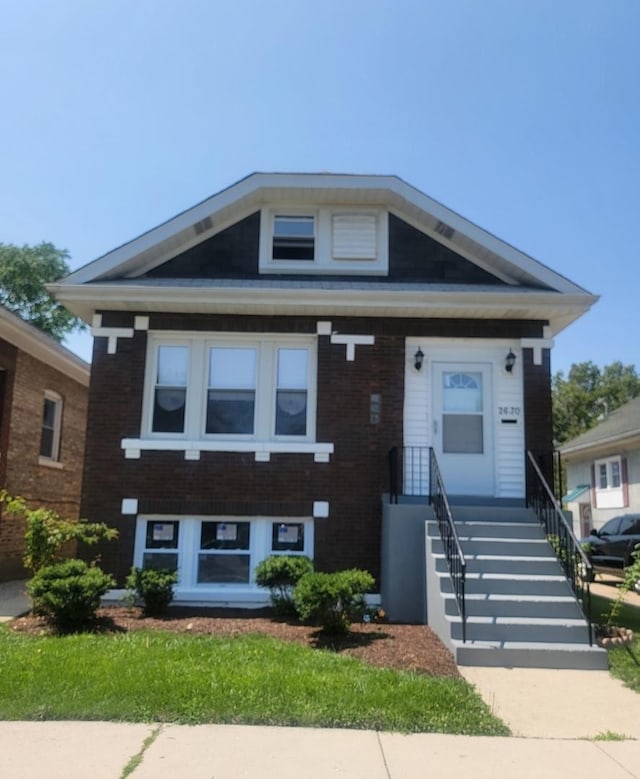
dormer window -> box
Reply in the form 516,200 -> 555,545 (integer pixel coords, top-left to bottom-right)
272,215 -> 315,261
260,207 -> 388,275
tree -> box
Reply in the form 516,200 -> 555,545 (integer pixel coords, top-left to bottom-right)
0,241 -> 83,342
552,361 -> 640,445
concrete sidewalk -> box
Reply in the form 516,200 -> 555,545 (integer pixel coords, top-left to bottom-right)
0,579 -> 29,622
1,580 -> 639,777
1,722 -> 639,779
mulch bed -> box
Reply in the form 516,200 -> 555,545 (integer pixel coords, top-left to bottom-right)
9,606 -> 461,678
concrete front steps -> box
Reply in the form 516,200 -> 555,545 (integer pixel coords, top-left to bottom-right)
427,506 -> 608,670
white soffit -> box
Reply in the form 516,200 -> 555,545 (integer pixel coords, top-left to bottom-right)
58,173 -> 593,297
49,282 -> 596,337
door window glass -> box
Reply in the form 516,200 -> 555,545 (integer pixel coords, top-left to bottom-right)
442,372 -> 483,454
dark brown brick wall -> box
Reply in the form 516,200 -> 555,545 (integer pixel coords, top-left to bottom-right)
523,347 -> 554,477
0,346 -> 88,581
82,313 -> 552,585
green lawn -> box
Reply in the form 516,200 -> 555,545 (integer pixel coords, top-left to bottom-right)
591,590 -> 640,693
0,626 -> 509,735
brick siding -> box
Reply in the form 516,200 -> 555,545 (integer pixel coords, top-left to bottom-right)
82,312 -> 551,586
0,344 -> 88,581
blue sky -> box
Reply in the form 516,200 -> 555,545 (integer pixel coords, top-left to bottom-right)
1,0 -> 638,374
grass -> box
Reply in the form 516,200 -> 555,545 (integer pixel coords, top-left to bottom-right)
591,589 -> 640,693
0,626 -> 509,735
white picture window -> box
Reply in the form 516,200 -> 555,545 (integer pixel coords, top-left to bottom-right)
40,391 -> 63,461
144,335 -> 316,442
594,456 -> 626,509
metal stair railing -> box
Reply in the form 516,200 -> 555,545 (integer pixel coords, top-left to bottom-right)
429,447 -> 467,643
526,450 -> 594,644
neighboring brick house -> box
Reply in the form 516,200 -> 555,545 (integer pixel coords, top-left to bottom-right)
560,396 -> 640,537
51,172 -> 597,607
0,304 -> 90,581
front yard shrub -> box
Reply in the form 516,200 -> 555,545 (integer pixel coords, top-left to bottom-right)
27,559 -> 115,631
0,490 -> 118,573
294,569 -> 375,634
254,555 -> 314,615
125,566 -> 178,616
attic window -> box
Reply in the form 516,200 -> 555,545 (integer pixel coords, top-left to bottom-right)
435,221 -> 455,240
272,215 -> 314,261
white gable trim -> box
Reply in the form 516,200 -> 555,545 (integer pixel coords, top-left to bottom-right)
57,173 -> 594,297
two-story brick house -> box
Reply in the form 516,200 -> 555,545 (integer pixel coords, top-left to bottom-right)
0,304 -> 89,581
52,173 -> 597,614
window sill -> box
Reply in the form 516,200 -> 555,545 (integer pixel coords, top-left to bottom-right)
121,438 -> 334,462
38,456 -> 64,470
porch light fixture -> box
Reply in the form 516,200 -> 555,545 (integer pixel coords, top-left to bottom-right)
414,347 -> 425,371
505,349 -> 516,373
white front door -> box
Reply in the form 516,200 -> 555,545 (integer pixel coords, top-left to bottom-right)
432,362 -> 494,495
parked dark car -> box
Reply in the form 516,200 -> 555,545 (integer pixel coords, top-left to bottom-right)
582,514 -> 640,583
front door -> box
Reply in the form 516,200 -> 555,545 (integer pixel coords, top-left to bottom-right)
432,362 -> 494,495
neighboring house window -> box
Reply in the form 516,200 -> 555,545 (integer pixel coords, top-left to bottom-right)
144,335 -> 316,442
272,215 -> 315,261
592,455 -> 628,509
136,516 -> 313,589
40,391 -> 63,462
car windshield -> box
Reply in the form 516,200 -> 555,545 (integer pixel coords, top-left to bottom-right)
599,517 -> 623,535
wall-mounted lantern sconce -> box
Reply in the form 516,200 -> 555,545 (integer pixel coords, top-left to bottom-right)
414,347 -> 425,371
505,349 -> 516,373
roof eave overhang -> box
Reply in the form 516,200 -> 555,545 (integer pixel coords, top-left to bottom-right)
0,306 -> 90,386
49,283 -> 597,336
560,431 -> 640,458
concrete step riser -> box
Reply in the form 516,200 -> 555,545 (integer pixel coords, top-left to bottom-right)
432,539 -> 553,557
455,646 -> 608,670
443,598 -> 584,620
439,577 -> 572,596
427,522 -> 543,540
449,508 -> 538,523
451,621 -> 592,644
436,557 -> 561,575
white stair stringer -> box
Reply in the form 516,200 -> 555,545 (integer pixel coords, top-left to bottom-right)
426,512 -> 608,670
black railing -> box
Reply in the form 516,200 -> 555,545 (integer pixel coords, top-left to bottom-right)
388,446 -> 430,502
526,450 -> 593,644
429,448 -> 467,643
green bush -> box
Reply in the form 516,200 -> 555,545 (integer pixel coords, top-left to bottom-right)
254,555 -> 314,615
27,559 -> 115,631
125,567 -> 178,616
0,490 -> 118,573
294,569 -> 375,634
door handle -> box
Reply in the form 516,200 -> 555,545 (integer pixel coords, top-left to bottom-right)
433,419 -> 438,435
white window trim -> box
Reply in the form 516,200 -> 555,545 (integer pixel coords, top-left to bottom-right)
39,390 -> 63,464
134,332 -> 333,461
134,515 -> 314,599
594,455 -> 624,509
259,207 -> 388,275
